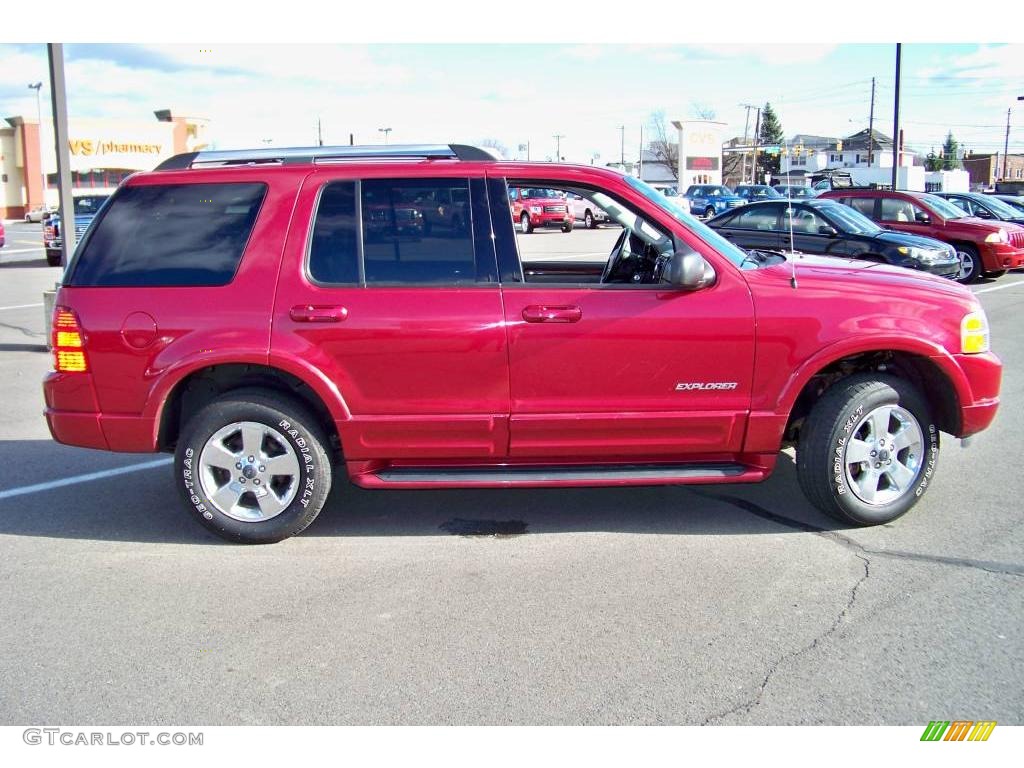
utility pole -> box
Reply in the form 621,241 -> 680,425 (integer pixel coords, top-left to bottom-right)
739,103 -> 757,184
553,134 -> 564,162
638,124 -> 644,179
317,117 -> 323,147
751,107 -> 762,184
378,127 -> 392,145
867,77 -> 876,166
891,44 -> 902,189
46,45 -> 75,266
1003,107 -> 1012,181
618,125 -> 625,167
28,81 -> 47,208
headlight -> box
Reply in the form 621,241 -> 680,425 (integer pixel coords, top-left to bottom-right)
984,229 -> 1009,243
896,246 -> 946,262
529,206 -> 542,214
961,309 -> 990,354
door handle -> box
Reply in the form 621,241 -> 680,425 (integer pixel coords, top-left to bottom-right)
522,305 -> 582,323
290,304 -> 348,323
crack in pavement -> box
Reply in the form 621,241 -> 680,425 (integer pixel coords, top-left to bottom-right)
694,491 -> 1022,724
703,493 -> 1024,578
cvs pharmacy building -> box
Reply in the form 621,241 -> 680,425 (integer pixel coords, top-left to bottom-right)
0,109 -> 208,218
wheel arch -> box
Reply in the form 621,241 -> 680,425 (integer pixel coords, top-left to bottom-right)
779,342 -> 967,444
155,360 -> 348,458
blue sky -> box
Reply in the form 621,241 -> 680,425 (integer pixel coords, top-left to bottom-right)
2,43 -> 1021,163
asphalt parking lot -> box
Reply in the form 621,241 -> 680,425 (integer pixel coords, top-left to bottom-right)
0,218 -> 1021,725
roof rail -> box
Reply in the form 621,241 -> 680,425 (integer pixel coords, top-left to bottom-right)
154,143 -> 497,171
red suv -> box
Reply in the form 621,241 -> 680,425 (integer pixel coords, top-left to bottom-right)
509,186 -> 574,233
44,144 -> 1002,543
820,188 -> 1024,283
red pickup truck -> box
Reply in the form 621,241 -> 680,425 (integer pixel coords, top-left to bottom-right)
820,188 -> 1024,283
43,144 -> 1001,543
509,186 -> 574,233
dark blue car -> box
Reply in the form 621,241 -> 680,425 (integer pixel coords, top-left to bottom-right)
683,184 -> 745,218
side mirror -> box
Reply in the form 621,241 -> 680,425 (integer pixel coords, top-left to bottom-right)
818,225 -> 838,236
664,251 -> 716,290
914,211 -> 931,224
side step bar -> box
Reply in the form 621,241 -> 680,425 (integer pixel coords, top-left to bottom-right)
356,462 -> 763,489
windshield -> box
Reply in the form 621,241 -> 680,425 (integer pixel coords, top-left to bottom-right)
624,175 -> 756,269
920,193 -> 967,220
975,194 -> 1022,219
520,188 -> 564,199
706,187 -> 730,197
749,186 -> 781,198
73,196 -> 109,215
816,202 -> 882,235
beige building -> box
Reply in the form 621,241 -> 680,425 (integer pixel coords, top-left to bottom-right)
1,109 -> 208,218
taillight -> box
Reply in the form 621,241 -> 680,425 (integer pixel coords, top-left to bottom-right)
52,306 -> 88,373
44,224 -> 55,241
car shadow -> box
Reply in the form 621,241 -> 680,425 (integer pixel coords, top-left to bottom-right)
0,257 -> 53,269
0,439 -> 852,545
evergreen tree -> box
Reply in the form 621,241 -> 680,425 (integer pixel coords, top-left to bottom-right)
925,148 -> 943,172
941,132 -> 961,170
758,102 -> 785,180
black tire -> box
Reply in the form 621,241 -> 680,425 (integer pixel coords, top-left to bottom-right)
46,251 -> 62,268
584,210 -> 595,229
704,206 -> 716,219
796,374 -> 939,526
520,212 -> 533,234
175,388 -> 333,544
954,243 -> 982,284
561,221 -> 573,233
984,269 -> 1007,278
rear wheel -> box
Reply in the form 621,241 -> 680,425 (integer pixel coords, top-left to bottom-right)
954,244 -> 981,283
584,210 -> 595,229
520,212 -> 533,234
796,374 -> 939,526
46,251 -> 61,268
175,389 -> 332,543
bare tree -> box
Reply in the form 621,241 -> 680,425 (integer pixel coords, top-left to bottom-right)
478,137 -> 509,159
648,111 -> 679,178
690,101 -> 717,121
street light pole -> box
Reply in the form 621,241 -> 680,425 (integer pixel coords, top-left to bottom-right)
553,134 -> 564,162
618,125 -> 625,167
28,81 -> 46,208
378,127 -> 392,145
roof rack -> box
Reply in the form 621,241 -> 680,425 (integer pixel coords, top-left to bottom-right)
154,143 -> 498,171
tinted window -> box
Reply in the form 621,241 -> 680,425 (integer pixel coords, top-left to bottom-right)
309,182 -> 359,284
361,178 -> 476,284
733,206 -> 781,231
70,182 -> 266,287
846,197 -> 876,218
783,206 -> 828,234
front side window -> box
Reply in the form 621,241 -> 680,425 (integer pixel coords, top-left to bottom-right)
69,182 -> 266,287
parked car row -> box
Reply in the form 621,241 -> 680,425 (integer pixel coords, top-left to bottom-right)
672,183 -> 823,219
706,187 -> 1024,283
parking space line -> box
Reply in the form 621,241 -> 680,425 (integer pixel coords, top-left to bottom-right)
0,457 -> 172,501
973,280 -> 1024,295
0,303 -> 43,311
0,247 -> 45,255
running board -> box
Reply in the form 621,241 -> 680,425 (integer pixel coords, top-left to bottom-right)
356,462 -> 762,489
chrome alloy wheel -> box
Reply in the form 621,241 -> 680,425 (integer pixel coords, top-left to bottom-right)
843,405 -> 924,506
198,421 -> 300,522
956,250 -> 975,282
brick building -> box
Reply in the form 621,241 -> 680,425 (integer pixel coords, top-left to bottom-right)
962,153 -> 1024,189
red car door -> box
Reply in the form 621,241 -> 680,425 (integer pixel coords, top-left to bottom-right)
272,170 -> 510,460
491,177 -> 756,458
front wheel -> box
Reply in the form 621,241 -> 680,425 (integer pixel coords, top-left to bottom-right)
520,212 -> 533,234
796,374 -> 939,526
984,269 -> 1007,279
175,389 -> 333,543
561,221 -> 573,233
584,210 -> 595,229
704,206 -> 716,219
955,244 -> 981,283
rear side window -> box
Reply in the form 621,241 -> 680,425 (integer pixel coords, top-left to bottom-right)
308,182 -> 359,284
846,197 -> 876,218
361,178 -> 475,285
70,182 -> 266,287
